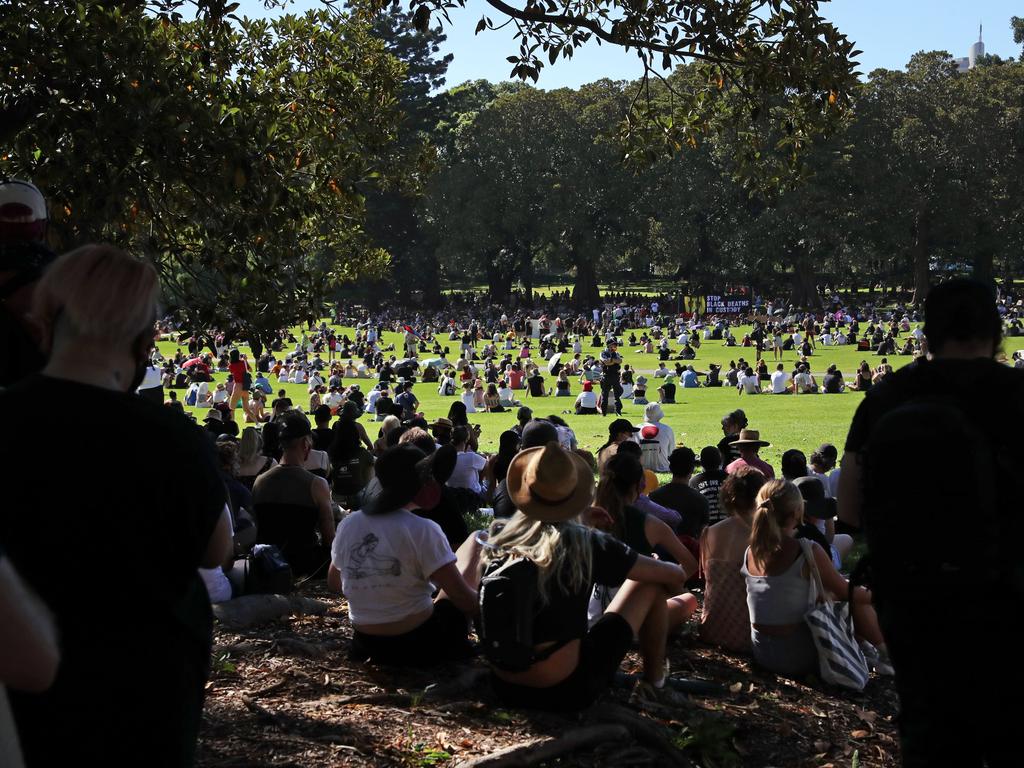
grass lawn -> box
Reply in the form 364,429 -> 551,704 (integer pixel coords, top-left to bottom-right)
160,321 -> 920,470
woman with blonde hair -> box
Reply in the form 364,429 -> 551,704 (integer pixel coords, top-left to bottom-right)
237,427 -> 277,490
373,414 -> 401,456
481,442 -> 688,711
742,479 -> 890,677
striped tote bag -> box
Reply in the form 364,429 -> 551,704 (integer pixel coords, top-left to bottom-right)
798,539 -> 870,691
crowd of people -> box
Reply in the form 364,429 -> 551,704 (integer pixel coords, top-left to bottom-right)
1,178 -> 1022,768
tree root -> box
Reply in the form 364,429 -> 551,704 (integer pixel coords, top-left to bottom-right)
589,703 -> 692,768
453,724 -> 630,768
213,594 -> 329,628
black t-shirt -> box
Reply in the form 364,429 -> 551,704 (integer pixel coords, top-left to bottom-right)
718,434 -> 741,466
485,529 -> 637,645
527,374 -> 545,397
0,375 -> 225,764
690,469 -> 728,525
312,426 -> 333,452
660,382 -> 676,402
649,482 -> 710,538
823,373 -> 842,394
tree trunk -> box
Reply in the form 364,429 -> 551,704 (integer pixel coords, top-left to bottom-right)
973,219 -> 994,287
420,251 -> 442,309
520,251 -> 534,306
911,210 -> 931,305
571,252 -> 600,309
486,256 -> 513,305
787,248 -> 821,308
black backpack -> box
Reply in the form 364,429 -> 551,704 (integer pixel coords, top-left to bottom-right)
479,557 -> 568,672
863,398 -> 1001,595
243,544 -> 295,595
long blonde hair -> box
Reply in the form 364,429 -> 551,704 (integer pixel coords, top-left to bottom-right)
749,479 -> 804,570
483,512 -> 593,604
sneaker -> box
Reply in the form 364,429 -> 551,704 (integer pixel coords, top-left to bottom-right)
630,679 -> 690,709
860,642 -> 895,676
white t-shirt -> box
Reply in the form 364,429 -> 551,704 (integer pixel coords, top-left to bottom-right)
302,448 -> 330,475
739,374 -> 761,394
461,391 -> 477,413
331,509 -> 454,625
576,390 -> 598,409
794,371 -> 816,393
770,370 -> 791,394
448,451 -> 487,495
365,388 -> 381,413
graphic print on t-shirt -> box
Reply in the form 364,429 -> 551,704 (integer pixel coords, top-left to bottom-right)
346,533 -> 401,579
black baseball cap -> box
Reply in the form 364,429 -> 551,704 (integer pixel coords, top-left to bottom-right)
608,418 -> 639,436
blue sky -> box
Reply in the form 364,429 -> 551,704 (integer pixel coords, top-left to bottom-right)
238,0 -> 1022,89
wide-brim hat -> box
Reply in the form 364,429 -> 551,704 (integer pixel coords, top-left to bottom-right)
732,429 -> 770,447
204,409 -> 222,423
430,417 -> 454,430
506,441 -> 595,523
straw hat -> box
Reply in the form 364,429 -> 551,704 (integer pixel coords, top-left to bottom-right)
732,429 -> 770,447
506,441 -> 595,523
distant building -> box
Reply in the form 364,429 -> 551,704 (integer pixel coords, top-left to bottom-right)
955,25 -> 985,72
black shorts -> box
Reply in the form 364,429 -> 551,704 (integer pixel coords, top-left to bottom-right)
490,613 -> 633,712
349,599 -> 473,667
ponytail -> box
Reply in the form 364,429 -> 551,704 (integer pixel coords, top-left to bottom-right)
749,479 -> 804,570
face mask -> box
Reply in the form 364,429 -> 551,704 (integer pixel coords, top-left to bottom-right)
128,329 -> 155,393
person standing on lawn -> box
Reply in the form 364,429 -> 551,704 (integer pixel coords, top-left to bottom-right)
599,338 -> 624,415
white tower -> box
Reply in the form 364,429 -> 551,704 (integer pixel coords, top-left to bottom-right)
968,24 -> 985,68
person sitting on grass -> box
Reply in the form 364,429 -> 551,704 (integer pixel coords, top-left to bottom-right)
588,453 -> 698,631
738,366 -> 761,394
793,363 -> 818,394
596,418 -> 640,475
498,379 -> 520,409
848,361 -> 872,391
482,442 -> 690,711
725,430 -> 775,479
328,445 -> 480,666
526,367 -> 549,398
484,383 -> 504,412
742,479 -> 892,678
574,380 -> 599,414
699,466 -> 766,653
252,413 -> 336,576
648,447 -> 709,540
555,369 -> 572,396
658,374 -> 677,404
632,375 -> 649,405
770,363 -> 792,394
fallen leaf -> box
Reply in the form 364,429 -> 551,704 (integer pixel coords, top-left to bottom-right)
851,730 -> 871,739
856,707 -> 878,725
811,707 -> 828,718
729,682 -> 743,693
747,683 -> 757,694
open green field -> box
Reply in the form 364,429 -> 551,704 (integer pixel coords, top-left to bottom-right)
160,322 -> 923,470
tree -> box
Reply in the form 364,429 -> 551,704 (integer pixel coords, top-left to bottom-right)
1,3 -> 406,343
362,0 -> 455,307
369,0 -> 860,174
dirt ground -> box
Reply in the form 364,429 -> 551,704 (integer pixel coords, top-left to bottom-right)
198,584 -> 901,768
